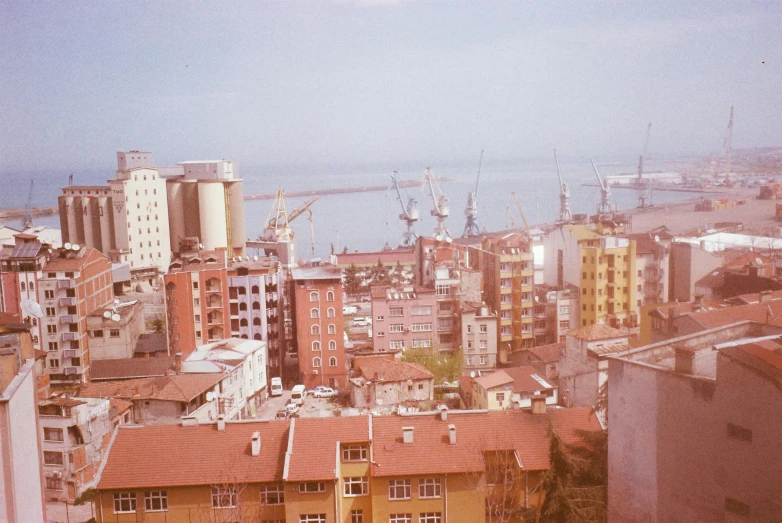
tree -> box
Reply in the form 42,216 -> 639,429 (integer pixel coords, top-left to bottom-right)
343,264 -> 362,296
400,348 -> 463,384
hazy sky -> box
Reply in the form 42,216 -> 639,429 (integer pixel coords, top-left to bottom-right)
1,1 -> 780,172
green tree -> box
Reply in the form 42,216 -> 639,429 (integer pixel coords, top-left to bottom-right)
343,264 -> 362,296
401,348 -> 463,384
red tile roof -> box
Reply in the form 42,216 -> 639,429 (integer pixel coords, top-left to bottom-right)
525,343 -> 563,364
78,373 -> 223,403
97,421 -> 290,489
355,357 -> 434,383
474,371 -> 515,390
567,324 -> 626,341
504,366 -> 555,392
285,416 -> 370,482
687,300 -> 782,330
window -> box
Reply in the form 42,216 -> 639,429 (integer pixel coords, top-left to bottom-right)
43,427 -> 63,442
299,482 -> 326,493
479,324 -> 488,333
725,497 -> 750,517
300,516 -> 326,523
467,325 -> 472,333
194,298 -> 200,306
411,306 -> 432,316
47,342 -> 58,351
47,325 -> 57,334
49,358 -> 60,368
211,486 -> 237,508
411,339 -> 432,348
44,290 -> 55,299
389,340 -> 405,350
43,451 -> 63,465
329,340 -> 337,351
390,324 -> 404,333
342,444 -> 367,461
419,514 -> 442,523
329,357 -> 337,367
110,329 -> 120,338
390,515 -> 412,523
343,476 -> 368,496
91,330 -> 104,338
419,478 -> 441,498
195,314 -> 201,323
309,291 -> 319,302
260,484 -> 284,505
479,340 -> 487,349
388,479 -> 411,500
435,284 -> 450,296
144,491 -> 168,512
376,315 -> 384,321
113,492 -> 136,513
328,324 -> 336,334
727,423 -> 752,442
313,357 -> 321,368
20,282 -> 25,291
389,306 -> 404,317
327,307 -> 336,318
311,324 -> 320,335
46,476 -> 62,490
496,392 -> 505,403
310,308 -> 319,319
351,510 -> 364,523
326,291 -> 335,301
45,307 -> 55,317
312,341 -> 321,351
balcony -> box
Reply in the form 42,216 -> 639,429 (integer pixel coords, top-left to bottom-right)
62,349 -> 80,359
59,315 -> 78,324
59,297 -> 77,307
64,366 -> 81,376
61,332 -> 84,341
57,280 -> 75,289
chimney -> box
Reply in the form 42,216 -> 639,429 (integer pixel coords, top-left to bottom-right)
448,424 -> 457,445
674,347 -> 695,375
531,394 -> 547,415
759,290 -> 773,303
693,294 -> 704,312
402,426 -> 414,444
439,409 -> 448,422
217,414 -> 226,431
251,431 -> 261,456
174,352 -> 182,373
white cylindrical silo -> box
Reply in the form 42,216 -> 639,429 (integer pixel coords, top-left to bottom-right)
197,182 -> 228,250
98,197 -> 114,253
228,181 -> 246,256
167,181 -> 186,252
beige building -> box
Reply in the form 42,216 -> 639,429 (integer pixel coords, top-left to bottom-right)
87,300 -> 145,360
469,366 -> 557,411
0,320 -> 47,522
349,354 -> 434,409
608,321 -> 782,522
461,303 -> 499,371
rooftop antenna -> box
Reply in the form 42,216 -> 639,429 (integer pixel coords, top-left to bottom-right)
554,149 -> 572,223
68,173 -> 74,186
391,171 -> 419,247
462,149 -> 483,237
424,167 -> 451,241
591,157 -> 612,219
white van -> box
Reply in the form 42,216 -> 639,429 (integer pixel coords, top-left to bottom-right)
270,377 -> 283,397
343,305 -> 358,315
291,384 -> 306,405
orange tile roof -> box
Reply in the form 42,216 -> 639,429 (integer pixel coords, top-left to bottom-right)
687,300 -> 782,330
503,366 -> 555,392
474,370 -> 515,390
525,343 -> 563,363
97,421 -> 290,490
355,357 -> 433,383
567,324 -> 626,341
286,416 -> 370,481
78,373 -> 223,403
371,409 -> 600,476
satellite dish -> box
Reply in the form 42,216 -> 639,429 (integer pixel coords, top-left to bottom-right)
470,371 -> 476,378
654,235 -> 660,243
435,234 -> 443,242
114,298 -> 120,305
103,311 -> 112,319
252,256 -> 258,261
756,257 -> 763,265
64,242 -> 72,250
71,244 -> 80,251
20,299 -> 44,319
111,313 -> 121,322
198,243 -> 204,249
206,391 -> 215,401
244,255 -> 250,261
445,237 -> 453,244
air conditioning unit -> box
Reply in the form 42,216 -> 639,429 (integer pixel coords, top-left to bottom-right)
312,370 -> 319,375
53,471 -> 62,479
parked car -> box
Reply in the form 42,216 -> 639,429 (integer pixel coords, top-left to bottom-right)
275,409 -> 288,420
351,316 -> 372,327
309,386 -> 337,398
285,403 -> 300,415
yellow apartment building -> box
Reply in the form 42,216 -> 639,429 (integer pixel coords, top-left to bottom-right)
95,409 -> 600,523
544,224 -> 638,329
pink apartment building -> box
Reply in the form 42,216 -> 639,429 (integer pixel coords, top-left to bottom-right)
371,285 -> 438,353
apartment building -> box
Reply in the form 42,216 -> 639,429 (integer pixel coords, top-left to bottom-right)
544,224 -> 638,329
87,300 -> 145,360
468,366 -> 557,411
39,396 -> 131,502
0,320 -> 47,522
37,246 -> 114,386
371,285 -> 437,353
60,151 -> 171,275
94,408 -> 601,523
609,321 -> 782,522
349,354 -> 434,409
479,232 -> 535,363
461,303 -> 499,371
629,231 -> 670,308
291,265 -> 346,390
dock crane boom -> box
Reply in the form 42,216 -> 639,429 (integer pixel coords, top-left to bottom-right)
392,171 -> 419,247
511,192 -> 531,239
424,167 -> 451,241
637,122 -> 652,183
262,189 -> 319,242
722,106 -> 734,185
554,150 -> 572,223
462,150 -> 483,237
591,158 -> 612,218
22,180 -> 34,230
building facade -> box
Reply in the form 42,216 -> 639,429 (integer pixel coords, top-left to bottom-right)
461,304 -> 499,371
371,286 -> 437,353
87,300 -> 145,361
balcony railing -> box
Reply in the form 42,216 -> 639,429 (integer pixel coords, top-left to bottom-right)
62,349 -> 80,359
57,280 -> 75,289
61,332 -> 83,341
59,297 -> 77,306
59,315 -> 78,324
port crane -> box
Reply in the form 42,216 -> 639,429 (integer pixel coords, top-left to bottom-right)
636,122 -> 652,184
462,150 -> 483,237
262,188 -> 319,251
506,207 -> 517,229
424,167 -> 451,241
511,192 -> 532,241
392,171 -> 420,247
591,158 -> 613,219
722,106 -> 734,186
554,150 -> 572,223
21,180 -> 34,230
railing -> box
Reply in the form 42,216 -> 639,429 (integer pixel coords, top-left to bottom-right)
59,297 -> 77,306
57,280 -> 75,289
61,332 -> 83,341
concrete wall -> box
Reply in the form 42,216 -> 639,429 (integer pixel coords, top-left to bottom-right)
670,242 -> 722,302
